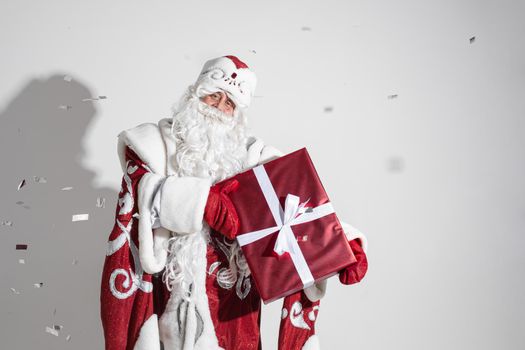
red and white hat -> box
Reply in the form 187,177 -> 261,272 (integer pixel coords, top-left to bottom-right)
194,55 -> 257,109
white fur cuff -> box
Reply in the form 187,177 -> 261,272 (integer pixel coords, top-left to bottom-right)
159,176 -> 212,234
304,279 -> 327,302
341,221 -> 368,253
134,314 -> 161,350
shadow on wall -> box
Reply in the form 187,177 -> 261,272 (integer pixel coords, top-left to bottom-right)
0,74 -> 117,349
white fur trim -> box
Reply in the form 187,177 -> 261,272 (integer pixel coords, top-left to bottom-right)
137,173 -> 170,274
133,314 -> 161,350
340,220 -> 368,253
245,136 -> 284,169
304,279 -> 327,302
302,334 -> 321,350
118,123 -> 167,175
157,118 -> 179,176
158,176 -> 212,234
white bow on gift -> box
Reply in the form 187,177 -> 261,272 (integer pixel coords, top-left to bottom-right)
236,165 -> 336,288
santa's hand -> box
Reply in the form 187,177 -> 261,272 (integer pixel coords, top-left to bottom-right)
204,179 -> 240,240
339,238 -> 368,285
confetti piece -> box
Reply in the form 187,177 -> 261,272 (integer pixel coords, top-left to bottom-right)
33,176 -> 47,183
19,259 -> 25,264
2,220 -> 14,226
45,326 -> 59,337
469,36 -> 476,44
10,288 -> 20,295
17,179 -> 26,190
324,106 -> 333,113
33,282 -> 44,288
387,157 -> 405,172
63,75 -> 73,82
53,325 -> 63,331
72,259 -> 78,265
72,214 -> 89,222
96,197 -> 106,208
66,334 -> 72,341
250,49 -> 257,54
58,105 -> 72,110
61,186 -> 73,191
82,96 -> 107,102
387,94 -> 398,99
16,244 -> 28,250
301,26 -> 312,31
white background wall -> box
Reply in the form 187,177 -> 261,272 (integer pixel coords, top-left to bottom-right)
1,0 -> 524,349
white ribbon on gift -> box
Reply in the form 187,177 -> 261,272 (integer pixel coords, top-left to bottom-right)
236,164 -> 336,288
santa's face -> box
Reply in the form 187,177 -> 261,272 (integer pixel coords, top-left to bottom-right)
200,91 -> 236,116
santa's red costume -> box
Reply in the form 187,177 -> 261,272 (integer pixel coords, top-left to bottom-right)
100,55 -> 369,350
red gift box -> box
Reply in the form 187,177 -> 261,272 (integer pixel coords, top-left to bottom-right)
218,148 -> 357,304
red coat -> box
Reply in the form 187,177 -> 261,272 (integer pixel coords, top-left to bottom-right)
100,120 -> 368,350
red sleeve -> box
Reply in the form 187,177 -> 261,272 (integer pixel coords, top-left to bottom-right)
100,146 -> 158,350
339,238 -> 368,285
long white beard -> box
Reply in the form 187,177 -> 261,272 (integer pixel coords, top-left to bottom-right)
163,86 -> 250,299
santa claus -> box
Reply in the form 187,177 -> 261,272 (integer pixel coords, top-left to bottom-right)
100,55 -> 368,350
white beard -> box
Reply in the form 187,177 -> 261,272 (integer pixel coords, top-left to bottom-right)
170,91 -> 248,183
162,86 -> 250,299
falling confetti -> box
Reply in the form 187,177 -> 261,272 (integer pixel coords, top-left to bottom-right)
301,26 -> 312,31
17,179 -> 26,190
53,325 -> 63,331
1,220 -> 14,226
324,106 -> 334,113
33,176 -> 47,183
58,105 -> 72,110
19,259 -> 25,264
61,186 -> 73,191
33,282 -> 44,288
82,95 -> 107,102
250,49 -> 257,54
63,75 -> 73,82
16,244 -> 28,250
387,94 -> 398,99
469,36 -> 476,44
45,326 -> 59,337
66,334 -> 72,341
72,214 -> 89,222
10,288 -> 20,295
72,259 -> 78,265
387,157 -> 405,172
96,197 -> 106,208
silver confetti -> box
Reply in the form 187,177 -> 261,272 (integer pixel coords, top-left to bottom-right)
66,334 -> 72,341
10,287 -> 20,295
324,106 -> 333,113
18,259 -> 25,264
45,326 -> 59,337
61,186 -> 73,191
72,214 -> 89,222
301,26 -> 312,31
33,282 -> 44,288
2,220 -> 14,226
96,197 -> 106,208
82,95 -> 107,102
33,176 -> 47,183
63,75 -> 73,82
53,325 -> 63,331
17,179 -> 26,190
58,105 -> 72,110
469,36 -> 476,44
72,259 -> 79,265
387,94 -> 398,99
